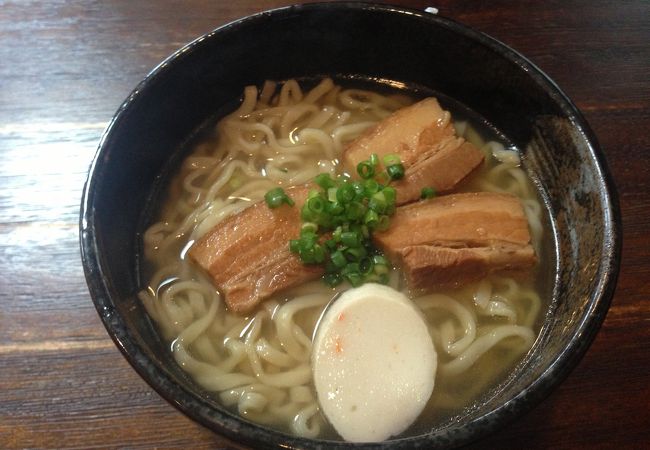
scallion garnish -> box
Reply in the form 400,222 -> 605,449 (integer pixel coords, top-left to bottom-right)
264,187 -> 294,208
420,186 -> 437,199
386,163 -> 405,180
357,161 -> 375,179
315,173 -> 336,189
267,153 -> 404,288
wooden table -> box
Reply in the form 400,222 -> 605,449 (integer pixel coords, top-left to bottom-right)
1,1 -> 648,448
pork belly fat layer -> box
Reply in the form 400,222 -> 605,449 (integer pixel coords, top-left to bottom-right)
188,185 -> 323,314
342,98 -> 485,204
373,192 -> 536,289
401,245 -> 536,290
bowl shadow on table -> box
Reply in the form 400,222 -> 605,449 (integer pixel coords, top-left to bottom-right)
80,3 -> 620,449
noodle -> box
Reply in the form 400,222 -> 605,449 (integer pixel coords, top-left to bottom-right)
138,79 -> 545,438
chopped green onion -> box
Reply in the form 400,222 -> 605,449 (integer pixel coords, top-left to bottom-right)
307,196 -> 325,214
421,186 -> 437,199
344,246 -> 367,261
315,173 -> 335,189
364,209 -> 379,229
386,163 -> 405,180
333,226 -> 343,242
342,262 -> 360,275
345,272 -> 363,287
341,231 -> 360,247
373,255 -> 388,266
301,222 -> 318,234
331,250 -> 347,268
357,161 -> 375,179
287,153 -> 400,287
264,187 -> 294,208
363,179 -> 379,196
382,186 -> 396,204
336,183 -> 355,203
351,181 -> 365,198
327,187 -> 338,203
324,272 -> 343,287
299,242 -> 326,264
345,201 -> 365,220
359,257 -> 374,275
368,191 -> 387,213
312,244 -> 325,263
299,230 -> 317,246
326,201 -> 344,216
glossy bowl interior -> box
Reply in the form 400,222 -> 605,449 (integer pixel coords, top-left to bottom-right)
80,3 -> 621,449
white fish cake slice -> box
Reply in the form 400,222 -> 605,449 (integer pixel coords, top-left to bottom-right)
312,283 -> 437,442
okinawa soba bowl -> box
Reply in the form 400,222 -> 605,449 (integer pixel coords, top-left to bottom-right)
80,3 -> 620,449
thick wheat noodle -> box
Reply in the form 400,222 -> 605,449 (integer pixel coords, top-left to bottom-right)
202,159 -> 258,200
304,106 -> 337,129
191,334 -> 222,364
319,109 -> 351,133
279,103 -> 321,137
440,325 -> 535,376
182,167 -> 211,199
303,78 -> 335,104
191,200 -> 248,240
417,294 -> 477,357
331,121 -> 376,151
233,85 -> 259,116
255,338 -> 296,367
142,221 -> 174,253
339,88 -> 408,112
296,128 -> 337,160
473,278 -> 492,308
276,79 -> 303,106
292,403 -> 321,438
274,294 -> 330,362
479,297 -> 517,323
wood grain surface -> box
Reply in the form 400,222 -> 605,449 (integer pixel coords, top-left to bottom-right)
1,1 -> 648,448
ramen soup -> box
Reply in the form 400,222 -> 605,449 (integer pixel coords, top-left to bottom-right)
139,79 -> 547,441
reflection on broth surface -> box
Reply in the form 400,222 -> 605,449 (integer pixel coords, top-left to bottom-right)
138,78 -> 546,441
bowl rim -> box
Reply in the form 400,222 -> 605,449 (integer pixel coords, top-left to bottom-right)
80,2 -> 622,448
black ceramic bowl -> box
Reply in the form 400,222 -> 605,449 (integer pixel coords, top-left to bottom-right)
80,3 -> 621,449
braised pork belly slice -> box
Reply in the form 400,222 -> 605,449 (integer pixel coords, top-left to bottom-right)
341,98 -> 484,205
373,192 -> 536,290
188,185 -> 323,314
